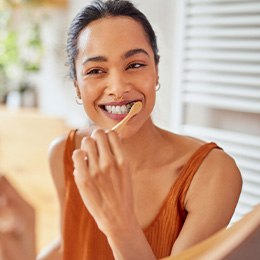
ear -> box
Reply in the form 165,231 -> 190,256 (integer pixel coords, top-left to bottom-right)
155,65 -> 159,87
74,80 -> 81,98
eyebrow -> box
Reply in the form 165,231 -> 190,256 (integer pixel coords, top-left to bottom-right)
81,56 -> 107,66
81,48 -> 150,66
123,48 -> 150,59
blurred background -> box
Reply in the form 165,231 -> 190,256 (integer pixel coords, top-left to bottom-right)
0,0 -> 259,253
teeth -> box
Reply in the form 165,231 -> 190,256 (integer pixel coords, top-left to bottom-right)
104,102 -> 135,114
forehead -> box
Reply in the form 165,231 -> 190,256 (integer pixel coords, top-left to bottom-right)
77,16 -> 152,57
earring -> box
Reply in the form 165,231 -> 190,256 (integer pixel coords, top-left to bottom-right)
75,96 -> 83,105
156,83 -> 161,92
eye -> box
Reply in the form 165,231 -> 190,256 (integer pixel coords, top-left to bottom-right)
86,68 -> 105,75
127,63 -> 146,70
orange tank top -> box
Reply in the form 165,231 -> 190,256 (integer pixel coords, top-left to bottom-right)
62,130 -> 221,259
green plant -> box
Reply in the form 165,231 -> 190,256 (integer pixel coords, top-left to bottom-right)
0,2 -> 43,103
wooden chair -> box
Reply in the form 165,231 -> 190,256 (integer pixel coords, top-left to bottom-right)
162,205 -> 260,260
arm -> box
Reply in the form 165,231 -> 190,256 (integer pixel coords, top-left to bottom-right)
37,137 -> 66,260
171,149 -> 242,255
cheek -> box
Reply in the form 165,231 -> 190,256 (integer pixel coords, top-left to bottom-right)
140,76 -> 156,104
145,79 -> 157,114
139,67 -> 157,91
78,83 -> 101,113
79,80 -> 102,101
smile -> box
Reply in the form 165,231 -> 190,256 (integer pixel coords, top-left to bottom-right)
100,101 -> 136,115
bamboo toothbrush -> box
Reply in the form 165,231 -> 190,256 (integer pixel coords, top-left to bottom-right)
111,101 -> 142,133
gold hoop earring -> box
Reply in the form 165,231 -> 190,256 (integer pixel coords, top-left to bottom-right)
156,83 -> 161,92
75,96 -> 83,105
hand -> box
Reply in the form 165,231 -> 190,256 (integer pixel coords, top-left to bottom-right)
72,129 -> 135,235
0,175 -> 36,260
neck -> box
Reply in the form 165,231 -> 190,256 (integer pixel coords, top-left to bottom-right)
121,118 -> 166,172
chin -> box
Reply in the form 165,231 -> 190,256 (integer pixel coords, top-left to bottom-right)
117,125 -> 140,140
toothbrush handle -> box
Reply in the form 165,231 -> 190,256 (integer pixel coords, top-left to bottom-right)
111,114 -> 131,133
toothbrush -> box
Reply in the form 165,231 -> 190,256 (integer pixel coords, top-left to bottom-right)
111,101 -> 142,133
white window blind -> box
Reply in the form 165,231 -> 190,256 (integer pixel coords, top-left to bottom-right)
172,0 -> 260,223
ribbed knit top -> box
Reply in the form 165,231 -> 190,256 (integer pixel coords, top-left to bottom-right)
62,129 -> 220,259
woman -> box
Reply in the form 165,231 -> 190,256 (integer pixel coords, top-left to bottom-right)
39,0 -> 242,259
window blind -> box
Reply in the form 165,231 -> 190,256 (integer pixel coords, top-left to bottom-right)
172,0 -> 260,223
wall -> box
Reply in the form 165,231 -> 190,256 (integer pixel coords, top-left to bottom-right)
128,0 -> 176,130
36,6 -> 87,128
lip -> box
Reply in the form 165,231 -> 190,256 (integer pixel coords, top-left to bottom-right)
98,99 -> 143,121
102,110 -> 128,121
99,99 -> 141,107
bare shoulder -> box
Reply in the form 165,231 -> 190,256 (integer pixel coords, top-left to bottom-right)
49,135 -> 67,159
158,128 -> 206,158
48,135 -> 68,202
186,146 -> 242,216
48,135 -> 67,175
165,129 -> 243,215
193,147 -> 242,192
170,131 -> 242,186
48,128 -> 93,196
161,130 -> 210,166
170,144 -> 242,254
48,128 -> 90,161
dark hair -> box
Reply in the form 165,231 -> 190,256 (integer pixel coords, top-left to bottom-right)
67,0 -> 160,80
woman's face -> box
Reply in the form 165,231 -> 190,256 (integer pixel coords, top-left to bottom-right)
75,16 -> 158,136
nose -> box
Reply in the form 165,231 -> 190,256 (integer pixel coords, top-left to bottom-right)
106,70 -> 131,98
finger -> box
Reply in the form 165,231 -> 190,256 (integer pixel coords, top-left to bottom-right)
81,136 -> 99,159
72,149 -> 89,181
106,130 -> 125,166
91,129 -> 113,162
81,136 -> 100,176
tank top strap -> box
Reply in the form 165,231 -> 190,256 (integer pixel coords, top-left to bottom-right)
173,142 -> 222,211
63,129 -> 77,183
